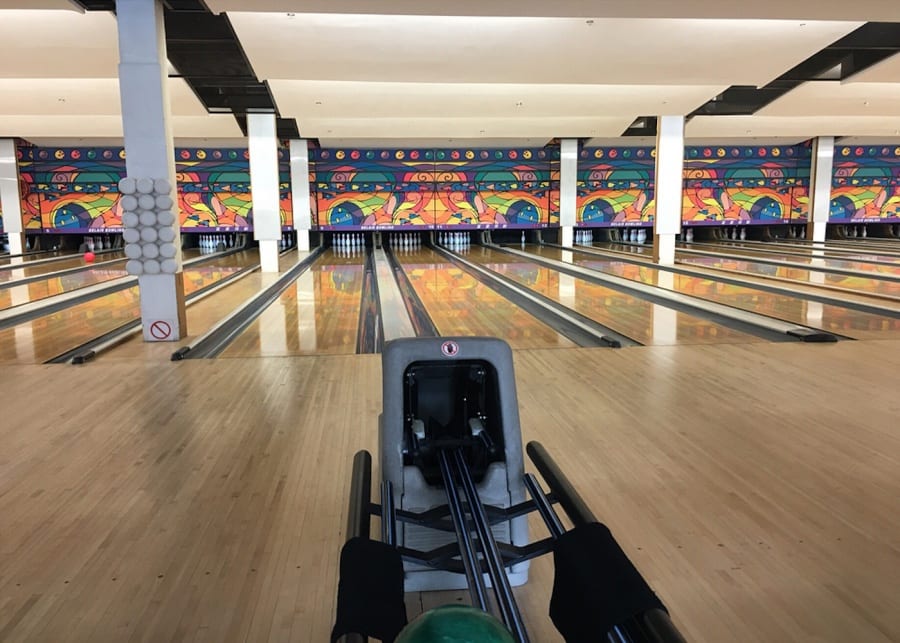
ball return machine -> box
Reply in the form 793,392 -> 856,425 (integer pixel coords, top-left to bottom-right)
332,337 -> 687,642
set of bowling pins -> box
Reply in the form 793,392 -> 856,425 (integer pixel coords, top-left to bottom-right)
725,227 -> 747,241
845,225 -> 868,238
575,229 -> 594,245
334,233 -> 365,250
624,228 -> 648,244
786,226 -> 807,239
84,235 -> 114,251
280,231 -> 295,249
439,231 -> 469,248
390,232 -> 421,250
683,228 -> 694,243
198,233 -> 234,253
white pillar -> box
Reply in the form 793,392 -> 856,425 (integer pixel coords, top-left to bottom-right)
559,139 -> 577,247
248,112 -> 281,273
0,138 -> 25,255
653,115 -> 685,265
116,0 -> 186,341
807,136 -> 835,244
289,139 -> 312,251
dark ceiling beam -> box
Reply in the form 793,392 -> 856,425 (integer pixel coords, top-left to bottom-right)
69,0 -> 301,141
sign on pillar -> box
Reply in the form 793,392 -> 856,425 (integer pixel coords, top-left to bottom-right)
653,115 -> 685,265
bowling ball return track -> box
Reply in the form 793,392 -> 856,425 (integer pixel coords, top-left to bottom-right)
332,338 -> 687,643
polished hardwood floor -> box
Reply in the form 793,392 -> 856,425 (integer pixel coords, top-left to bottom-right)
1,340 -> 899,642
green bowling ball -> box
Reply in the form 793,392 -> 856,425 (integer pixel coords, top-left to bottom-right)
396,605 -> 516,642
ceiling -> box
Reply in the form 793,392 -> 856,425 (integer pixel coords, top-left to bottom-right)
0,1 -> 897,147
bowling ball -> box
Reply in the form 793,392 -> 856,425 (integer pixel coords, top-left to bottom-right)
396,605 -> 515,643
84,251 -> 95,263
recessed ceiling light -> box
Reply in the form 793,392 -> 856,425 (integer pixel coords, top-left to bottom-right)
315,100 -> 322,105
586,19 -> 594,26
286,12 -> 295,17
515,101 -> 524,108
479,130 -> 486,134
57,97 -> 66,102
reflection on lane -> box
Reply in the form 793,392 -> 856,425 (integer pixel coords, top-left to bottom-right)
696,240 -> 900,265
556,252 -> 900,340
677,254 -> 900,298
0,252 -> 125,284
475,246 -> 761,346
219,249 -> 366,358
398,247 -> 576,350
684,243 -> 900,275
0,251 -> 253,364
0,263 -> 128,311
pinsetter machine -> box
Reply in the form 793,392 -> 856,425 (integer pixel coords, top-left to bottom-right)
332,337 -> 688,642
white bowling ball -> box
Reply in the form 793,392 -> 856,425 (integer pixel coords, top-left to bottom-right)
124,243 -> 142,259
120,195 -> 138,212
141,243 -> 160,259
139,210 -> 157,227
153,178 -> 171,195
122,228 -> 140,244
161,258 -> 178,274
119,177 -> 137,194
136,177 -> 154,194
140,227 -> 158,243
125,259 -> 143,275
156,210 -> 175,226
138,194 -> 156,210
159,242 -> 177,258
143,259 -> 161,274
122,212 -> 139,228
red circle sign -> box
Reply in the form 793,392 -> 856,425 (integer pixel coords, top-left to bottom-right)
441,341 -> 459,357
149,320 -> 172,340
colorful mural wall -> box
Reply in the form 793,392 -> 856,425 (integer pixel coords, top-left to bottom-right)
830,145 -> 900,222
313,147 -> 558,230
15,146 -> 292,233
577,144 -> 811,227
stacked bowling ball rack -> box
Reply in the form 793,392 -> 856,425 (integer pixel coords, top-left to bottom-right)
332,338 -> 687,643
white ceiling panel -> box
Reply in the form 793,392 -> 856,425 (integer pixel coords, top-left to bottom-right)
0,10 -> 119,78
845,52 -> 900,83
299,116 -> 634,139
231,13 -> 859,87
1,114 -> 243,139
0,78 -> 208,116
270,80 -> 724,120
686,115 -> 900,139
207,0 -> 900,21
758,81 -> 900,117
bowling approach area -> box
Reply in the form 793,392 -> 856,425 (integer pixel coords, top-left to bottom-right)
1,230 -> 900,641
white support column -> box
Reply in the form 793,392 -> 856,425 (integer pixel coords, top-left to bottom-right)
248,112 -> 281,272
116,0 -> 186,341
653,115 -> 685,265
289,139 -> 312,251
559,139 -> 578,247
0,138 -> 25,256
807,136 -> 835,244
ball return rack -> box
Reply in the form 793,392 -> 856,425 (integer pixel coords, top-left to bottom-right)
332,337 -> 687,643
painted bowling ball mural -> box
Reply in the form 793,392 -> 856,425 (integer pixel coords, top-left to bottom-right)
749,195 -> 783,220
503,199 -> 540,225
52,203 -> 92,228
328,201 -> 364,226
581,198 -> 617,223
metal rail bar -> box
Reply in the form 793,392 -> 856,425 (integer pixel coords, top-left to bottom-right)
523,473 -> 565,539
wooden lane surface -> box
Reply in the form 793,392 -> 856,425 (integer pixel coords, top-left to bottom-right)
1,341 -> 899,641
469,246 -> 762,346
600,243 -> 900,310
678,253 -> 900,298
100,249 -> 301,362
687,242 -> 900,274
0,249 -> 70,267
0,251 -> 125,284
0,261 -> 128,311
533,246 -> 900,341
697,240 -> 900,264
219,249 -> 367,358
397,246 -> 576,350
0,250 -> 257,365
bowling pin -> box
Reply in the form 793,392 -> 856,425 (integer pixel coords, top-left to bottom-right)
862,225 -> 867,238
740,227 -> 746,241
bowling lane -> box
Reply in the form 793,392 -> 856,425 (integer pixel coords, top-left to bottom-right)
105,250 -> 300,361
684,242 -> 900,274
0,249 -> 258,365
527,247 -> 900,341
701,240 -> 900,264
0,264 -> 126,311
0,251 -> 125,283
0,249 -> 71,266
393,247 -> 569,349
219,249 -> 367,358
468,246 -> 762,346
676,253 -> 900,299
